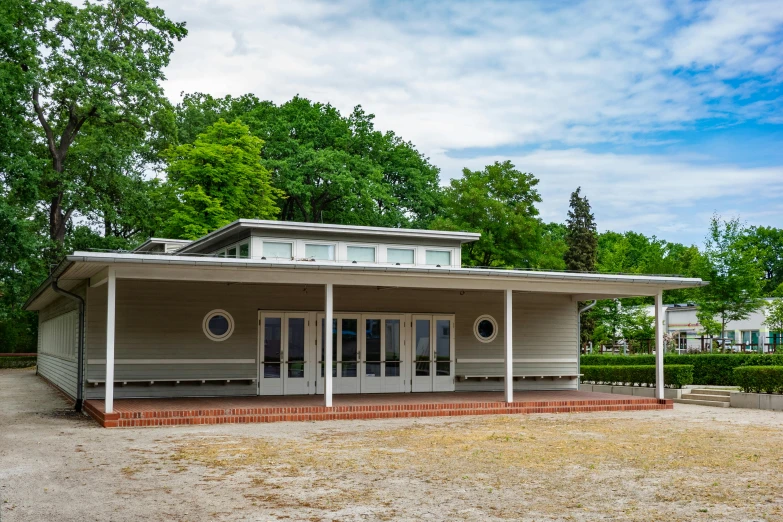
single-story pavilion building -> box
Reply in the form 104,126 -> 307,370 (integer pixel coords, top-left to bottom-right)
24,220 -> 707,427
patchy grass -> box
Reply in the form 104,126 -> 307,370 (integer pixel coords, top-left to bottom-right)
0,357 -> 36,369
156,415 -> 783,520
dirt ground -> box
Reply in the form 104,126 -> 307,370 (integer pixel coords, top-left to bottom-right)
1,368 -> 782,522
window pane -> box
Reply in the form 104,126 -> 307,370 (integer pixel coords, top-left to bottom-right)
264,318 -> 282,378
415,319 -> 430,376
227,247 -> 237,258
264,242 -> 292,259
425,250 -> 451,266
436,319 -> 451,376
288,318 -> 305,378
342,319 -> 358,377
239,243 -> 250,259
347,246 -> 375,262
366,319 -> 381,378
385,319 -> 401,377
386,362 -> 400,377
208,315 -> 229,336
305,243 -> 335,261
387,248 -> 415,265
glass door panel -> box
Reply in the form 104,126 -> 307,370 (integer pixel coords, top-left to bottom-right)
365,319 -> 382,377
435,319 -> 451,376
385,319 -> 401,377
415,319 -> 431,377
320,319 -> 337,378
264,317 -> 282,379
341,318 -> 358,377
287,317 -> 306,378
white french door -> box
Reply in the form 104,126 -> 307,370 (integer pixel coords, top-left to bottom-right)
258,312 -> 314,395
411,314 -> 455,392
360,315 -> 407,394
316,314 -> 361,394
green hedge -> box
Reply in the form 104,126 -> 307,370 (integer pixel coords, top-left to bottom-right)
0,356 -> 37,369
581,365 -> 694,388
733,366 -> 783,394
581,354 -> 783,386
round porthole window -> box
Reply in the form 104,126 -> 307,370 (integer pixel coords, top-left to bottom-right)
473,315 -> 498,343
203,309 -> 234,342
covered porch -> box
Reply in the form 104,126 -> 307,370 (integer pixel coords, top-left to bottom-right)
83,390 -> 672,428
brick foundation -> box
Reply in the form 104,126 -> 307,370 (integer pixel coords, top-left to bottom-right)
83,393 -> 673,428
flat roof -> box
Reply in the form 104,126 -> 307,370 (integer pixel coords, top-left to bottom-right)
132,238 -> 193,252
24,250 -> 708,311
176,219 -> 481,254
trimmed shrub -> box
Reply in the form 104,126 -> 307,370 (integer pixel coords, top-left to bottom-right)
581,364 -> 693,388
0,356 -> 37,369
733,366 -> 783,394
581,354 -> 783,386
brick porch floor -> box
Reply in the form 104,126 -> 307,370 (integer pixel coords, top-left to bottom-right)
83,391 -> 672,428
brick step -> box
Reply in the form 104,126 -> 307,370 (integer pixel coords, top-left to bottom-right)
688,389 -> 732,397
110,399 -> 664,420
108,402 -> 672,428
681,393 -> 730,402
672,398 -> 731,408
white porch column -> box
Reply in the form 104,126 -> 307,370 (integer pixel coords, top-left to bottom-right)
654,289 -> 664,400
324,283 -> 333,407
504,289 -> 513,403
105,267 -> 116,414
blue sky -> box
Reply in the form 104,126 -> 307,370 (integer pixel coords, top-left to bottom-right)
156,0 -> 783,246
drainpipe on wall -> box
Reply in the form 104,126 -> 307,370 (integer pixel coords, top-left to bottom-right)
577,300 -> 598,388
51,280 -> 85,412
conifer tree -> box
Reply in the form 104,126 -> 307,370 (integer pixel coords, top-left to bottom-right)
564,187 -> 598,272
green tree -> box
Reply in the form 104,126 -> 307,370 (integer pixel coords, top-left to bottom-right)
564,187 -> 597,272
161,119 -> 283,239
763,299 -> 783,350
741,226 -> 783,296
9,0 -> 186,245
432,161 -> 543,268
172,94 -> 442,228
695,215 -> 765,342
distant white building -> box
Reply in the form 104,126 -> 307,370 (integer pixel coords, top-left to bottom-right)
658,299 -> 782,353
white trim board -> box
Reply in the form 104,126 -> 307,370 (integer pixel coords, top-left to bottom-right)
87,358 -> 256,365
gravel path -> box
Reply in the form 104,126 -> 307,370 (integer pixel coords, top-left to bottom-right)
1,368 -> 782,521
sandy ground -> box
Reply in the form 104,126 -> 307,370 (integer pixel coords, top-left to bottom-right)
1,368 -> 782,522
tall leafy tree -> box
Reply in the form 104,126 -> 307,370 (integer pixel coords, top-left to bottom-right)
564,187 -> 598,272
740,226 -> 783,296
695,215 -> 765,341
9,0 -> 186,245
172,94 -> 442,228
161,119 -> 283,239
432,161 -> 543,268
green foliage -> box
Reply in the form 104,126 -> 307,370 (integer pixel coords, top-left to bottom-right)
763,298 -> 783,337
581,354 -> 783,386
740,226 -> 783,296
173,94 -> 442,228
5,0 -> 186,244
733,366 -> 783,394
695,215 -> 766,338
581,365 -> 694,388
564,187 -> 597,272
0,357 -> 37,369
432,161 -> 544,268
161,119 -> 283,239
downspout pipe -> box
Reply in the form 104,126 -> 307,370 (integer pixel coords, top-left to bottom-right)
577,300 -> 598,388
51,280 -> 85,412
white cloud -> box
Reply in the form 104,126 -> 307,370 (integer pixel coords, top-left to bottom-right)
151,0 -> 783,242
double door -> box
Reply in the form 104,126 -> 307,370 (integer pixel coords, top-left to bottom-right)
258,312 -> 314,395
411,315 -> 455,392
315,314 -> 407,394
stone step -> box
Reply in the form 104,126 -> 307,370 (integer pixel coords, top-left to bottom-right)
681,393 -> 730,402
688,389 -> 732,397
673,398 -> 731,408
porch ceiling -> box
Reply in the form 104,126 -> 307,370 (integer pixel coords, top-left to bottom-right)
24,251 -> 707,310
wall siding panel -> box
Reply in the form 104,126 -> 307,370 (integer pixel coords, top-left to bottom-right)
37,289 -> 84,399
84,281 -> 578,398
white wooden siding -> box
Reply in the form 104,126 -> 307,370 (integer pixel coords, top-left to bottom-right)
37,293 -> 82,398
83,281 -> 578,398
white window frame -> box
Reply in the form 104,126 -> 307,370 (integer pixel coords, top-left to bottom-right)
259,239 -> 295,260
203,309 -> 235,342
210,239 -> 251,259
421,247 -> 456,267
299,239 -> 337,262
473,314 -> 498,343
383,245 -> 417,266
342,242 -> 379,264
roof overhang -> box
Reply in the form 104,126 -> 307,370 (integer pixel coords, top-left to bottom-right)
176,219 -> 481,254
24,251 -> 708,311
